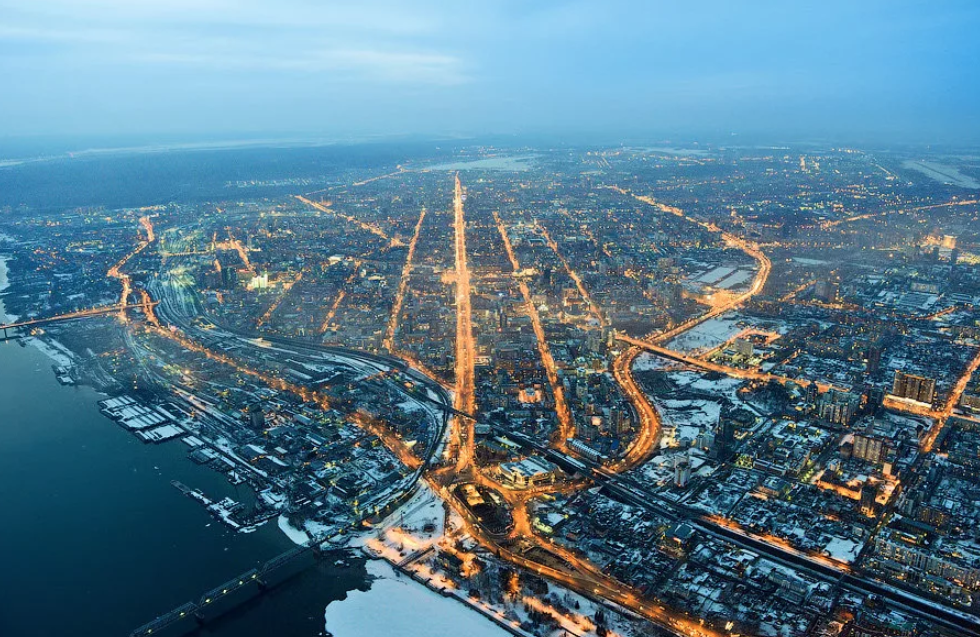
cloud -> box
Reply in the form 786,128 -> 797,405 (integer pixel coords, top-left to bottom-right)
0,0 -> 977,139
0,0 -> 441,35
139,47 -> 469,85
0,0 -> 464,85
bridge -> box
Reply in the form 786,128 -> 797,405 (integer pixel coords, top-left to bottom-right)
617,333 -> 848,393
130,545 -> 320,637
131,471 -> 436,637
0,302 -> 158,337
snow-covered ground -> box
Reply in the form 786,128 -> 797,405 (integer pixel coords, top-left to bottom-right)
823,536 -> 862,564
324,559 -> 509,637
633,352 -> 671,372
24,336 -> 74,367
670,370 -> 745,404
667,315 -> 746,354
660,398 -> 721,443
0,257 -> 19,322
278,515 -> 311,545
717,269 -> 753,290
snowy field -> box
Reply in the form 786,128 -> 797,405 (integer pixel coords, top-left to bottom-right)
667,315 -> 746,354
671,370 -> 745,404
24,336 -> 74,367
324,559 -> 509,637
823,537 -> 862,564
633,352 -> 671,372
716,269 -> 753,290
660,398 -> 721,443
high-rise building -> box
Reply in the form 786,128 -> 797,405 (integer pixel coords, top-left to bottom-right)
805,382 -> 819,406
735,338 -> 754,357
814,279 -> 839,303
674,454 -> 691,488
866,342 -> 883,374
248,403 -> 265,430
817,390 -> 860,425
860,482 -> 878,515
711,416 -> 737,461
853,434 -> 888,464
891,371 -> 936,405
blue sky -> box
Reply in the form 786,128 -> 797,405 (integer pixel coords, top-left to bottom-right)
1,0 -> 978,142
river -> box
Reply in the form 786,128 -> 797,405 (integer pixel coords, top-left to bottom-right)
0,258 -> 365,637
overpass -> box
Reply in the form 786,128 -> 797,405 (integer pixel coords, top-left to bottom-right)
617,333 -> 848,393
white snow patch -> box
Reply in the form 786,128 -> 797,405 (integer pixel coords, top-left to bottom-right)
24,336 -> 74,366
278,514 -> 311,545
823,536 -> 862,564
324,559 -> 509,637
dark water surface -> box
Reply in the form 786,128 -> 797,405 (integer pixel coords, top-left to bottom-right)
0,266 -> 364,637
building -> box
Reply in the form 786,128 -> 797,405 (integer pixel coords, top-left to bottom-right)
891,371 -> 936,405
498,456 -> 558,489
814,279 -> 839,303
818,390 -> 861,425
735,337 -> 754,357
674,454 -> 692,488
768,569 -> 813,605
711,416 -> 737,461
853,434 -> 888,465
867,342 -> 883,375
874,530 -> 980,590
860,482 -> 878,515
567,438 -> 603,462
248,403 -> 265,430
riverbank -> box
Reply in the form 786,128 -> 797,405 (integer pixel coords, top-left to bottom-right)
0,256 -> 369,636
0,256 -> 17,322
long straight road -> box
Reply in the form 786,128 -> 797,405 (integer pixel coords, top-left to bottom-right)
494,211 -> 575,443
452,174 -> 477,471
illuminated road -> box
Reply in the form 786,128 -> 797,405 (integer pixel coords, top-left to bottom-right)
536,222 -> 607,327
618,334 -> 841,393
0,302 -> 158,331
779,279 -> 816,303
440,482 -> 722,637
822,197 -> 979,229
610,345 -> 661,471
112,176 -> 980,637
107,215 -> 158,322
139,215 -> 156,242
111,196 -> 773,637
351,167 -> 407,187
148,290 -> 423,470
597,187 -> 771,471
452,174 -> 477,471
607,186 -> 771,344
255,273 -> 302,327
921,346 -> 980,452
294,195 -> 402,246
318,264 -> 359,334
108,245 -> 147,321
493,211 -> 575,443
384,208 -> 427,352
212,228 -> 253,272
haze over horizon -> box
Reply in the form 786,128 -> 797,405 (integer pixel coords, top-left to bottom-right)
2,0 -> 979,145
